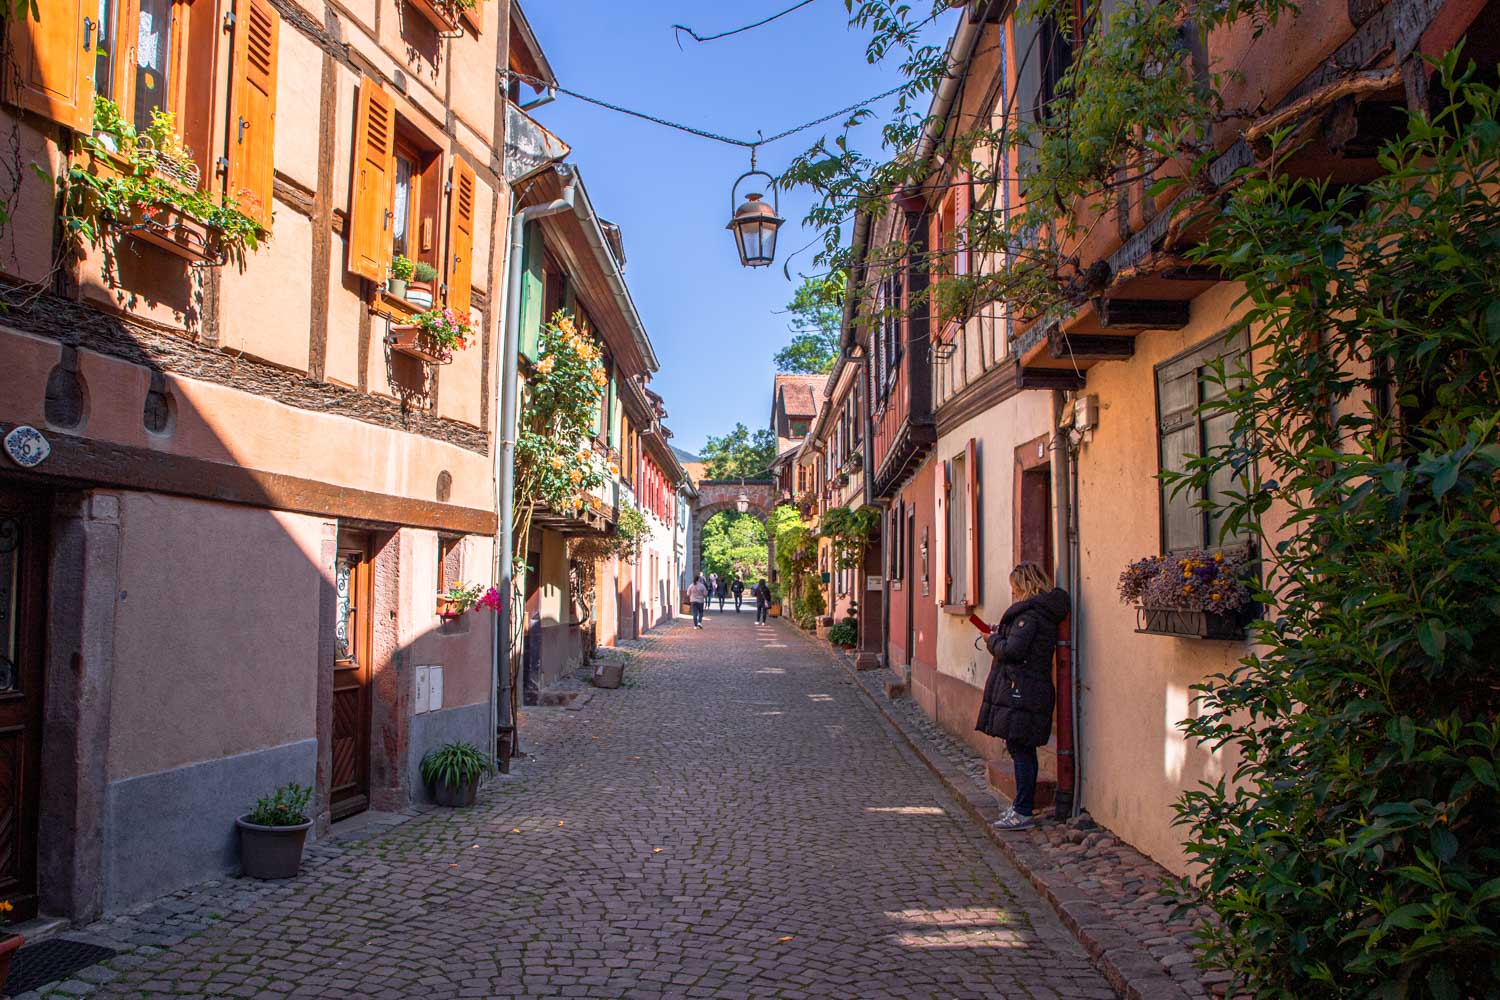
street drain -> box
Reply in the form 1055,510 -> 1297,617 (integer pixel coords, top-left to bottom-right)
4,938 -> 118,995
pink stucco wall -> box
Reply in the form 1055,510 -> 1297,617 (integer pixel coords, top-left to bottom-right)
108,493 -> 326,781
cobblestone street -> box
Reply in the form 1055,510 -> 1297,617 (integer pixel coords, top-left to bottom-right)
53,612 -> 1114,1000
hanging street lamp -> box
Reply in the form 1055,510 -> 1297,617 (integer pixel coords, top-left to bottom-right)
726,150 -> 783,268
736,476 -> 751,514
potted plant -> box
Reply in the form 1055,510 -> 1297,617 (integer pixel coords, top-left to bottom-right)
388,254 -> 414,298
436,581 -> 485,619
237,783 -> 313,880
420,741 -> 491,807
828,618 -> 858,648
1118,549 -> 1255,639
407,260 -> 439,307
389,307 -> 475,364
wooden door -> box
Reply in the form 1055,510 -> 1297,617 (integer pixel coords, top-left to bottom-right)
331,532 -> 373,821
0,487 -> 47,919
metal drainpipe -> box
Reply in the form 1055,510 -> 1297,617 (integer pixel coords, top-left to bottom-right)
494,173 -> 576,764
1050,390 -> 1079,819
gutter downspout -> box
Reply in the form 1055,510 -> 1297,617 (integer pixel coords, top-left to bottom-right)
495,170 -> 576,763
1050,390 -> 1080,818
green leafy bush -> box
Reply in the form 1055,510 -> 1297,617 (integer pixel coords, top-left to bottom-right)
1168,61 -> 1500,998
247,784 -> 312,827
420,742 -> 492,789
827,621 -> 857,648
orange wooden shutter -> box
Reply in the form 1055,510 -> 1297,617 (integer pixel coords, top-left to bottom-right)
966,437 -> 981,606
348,76 -> 396,282
955,173 -> 972,275
227,0 -> 280,230
6,0 -> 95,132
445,156 -> 477,315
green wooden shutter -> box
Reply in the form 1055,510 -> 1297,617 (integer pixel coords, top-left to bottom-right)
518,220 -> 544,362
607,373 -> 620,450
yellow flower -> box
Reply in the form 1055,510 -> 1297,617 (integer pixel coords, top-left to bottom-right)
1213,552 -> 1224,562
592,369 -> 608,387
568,469 -> 582,484
536,356 -> 555,375
557,316 -> 576,335
550,455 -> 565,470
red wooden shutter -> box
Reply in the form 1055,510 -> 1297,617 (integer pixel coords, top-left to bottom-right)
941,459 -> 953,604
348,76 -> 395,282
966,437 -> 981,606
6,0 -> 95,132
445,156 -> 477,315
927,208 -> 943,336
955,173 -> 972,275
227,0 -> 280,230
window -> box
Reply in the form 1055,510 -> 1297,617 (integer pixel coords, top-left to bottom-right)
790,419 -> 809,437
9,0 -> 280,227
1036,14 -> 1074,123
943,439 -> 981,607
437,536 -> 461,593
348,75 -> 475,312
888,501 -> 905,581
927,178 -> 970,331
1156,331 -> 1251,554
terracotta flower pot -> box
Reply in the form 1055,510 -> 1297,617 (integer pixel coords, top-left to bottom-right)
0,932 -> 23,987
388,326 -> 451,364
237,815 -> 312,879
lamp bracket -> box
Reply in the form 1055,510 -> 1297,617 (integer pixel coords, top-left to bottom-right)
730,169 -> 780,216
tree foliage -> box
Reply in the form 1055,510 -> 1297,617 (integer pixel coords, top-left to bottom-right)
1167,63 -> 1500,998
699,512 -> 769,583
774,273 -> 846,374
770,504 -> 822,625
702,423 -> 778,479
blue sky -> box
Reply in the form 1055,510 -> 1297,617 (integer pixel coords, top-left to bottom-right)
523,1 -> 953,456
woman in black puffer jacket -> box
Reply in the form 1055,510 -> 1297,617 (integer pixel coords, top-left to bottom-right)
976,562 -> 1069,831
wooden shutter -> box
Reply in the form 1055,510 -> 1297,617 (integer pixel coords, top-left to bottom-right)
928,209 -> 943,334
445,156 -> 476,315
955,173 -> 972,276
227,0 -> 280,230
940,460 -> 952,604
348,76 -> 395,282
518,219 -> 544,360
966,437 -> 981,605
5,0 -> 95,132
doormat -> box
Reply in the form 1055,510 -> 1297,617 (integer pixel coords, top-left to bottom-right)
4,938 -> 118,995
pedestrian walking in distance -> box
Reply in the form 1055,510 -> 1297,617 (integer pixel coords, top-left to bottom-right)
708,572 -> 718,608
716,576 -> 729,612
975,562 -> 1069,831
687,577 -> 708,629
752,578 -> 772,625
731,577 -> 745,613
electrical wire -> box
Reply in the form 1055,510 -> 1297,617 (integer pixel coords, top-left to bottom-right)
673,0 -> 820,47
511,73 -> 910,153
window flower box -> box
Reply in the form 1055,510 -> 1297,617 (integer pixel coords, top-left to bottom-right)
406,0 -> 464,34
388,326 -> 454,364
123,202 -> 218,264
1135,605 -> 1250,640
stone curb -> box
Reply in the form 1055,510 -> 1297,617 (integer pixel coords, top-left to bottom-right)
783,622 -> 1191,1000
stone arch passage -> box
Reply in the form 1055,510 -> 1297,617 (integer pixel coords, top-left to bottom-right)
689,479 -> 778,585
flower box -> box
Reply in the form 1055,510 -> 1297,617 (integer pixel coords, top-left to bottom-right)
122,202 -> 218,264
388,325 -> 453,365
406,0 -> 463,34
1135,605 -> 1249,640
436,595 -> 466,619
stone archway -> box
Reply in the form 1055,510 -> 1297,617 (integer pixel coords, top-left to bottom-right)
689,479 -> 778,584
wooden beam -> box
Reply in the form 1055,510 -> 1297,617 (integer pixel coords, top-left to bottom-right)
1017,367 -> 1086,391
1049,331 -> 1136,361
1095,297 -> 1191,330
0,423 -> 496,534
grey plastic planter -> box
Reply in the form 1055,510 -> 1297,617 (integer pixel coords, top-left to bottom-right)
432,777 -> 479,808
236,816 -> 312,879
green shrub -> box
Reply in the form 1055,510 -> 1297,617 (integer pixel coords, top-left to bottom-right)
827,621 -> 857,647
420,742 -> 492,789
247,784 -> 312,827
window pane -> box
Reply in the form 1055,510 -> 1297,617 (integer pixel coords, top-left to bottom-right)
133,0 -> 173,134
1203,411 -> 1248,545
392,154 -> 414,259
95,0 -> 116,102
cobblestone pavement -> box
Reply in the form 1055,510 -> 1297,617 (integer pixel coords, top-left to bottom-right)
45,612 -> 1115,1000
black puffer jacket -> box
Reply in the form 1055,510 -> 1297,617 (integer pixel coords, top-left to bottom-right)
975,587 -> 1069,747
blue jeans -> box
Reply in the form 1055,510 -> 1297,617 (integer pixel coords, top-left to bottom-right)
755,602 -> 768,623
691,602 -> 704,626
1006,740 -> 1038,817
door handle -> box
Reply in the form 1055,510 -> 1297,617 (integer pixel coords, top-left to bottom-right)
237,116 -> 248,144
83,17 -> 95,52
